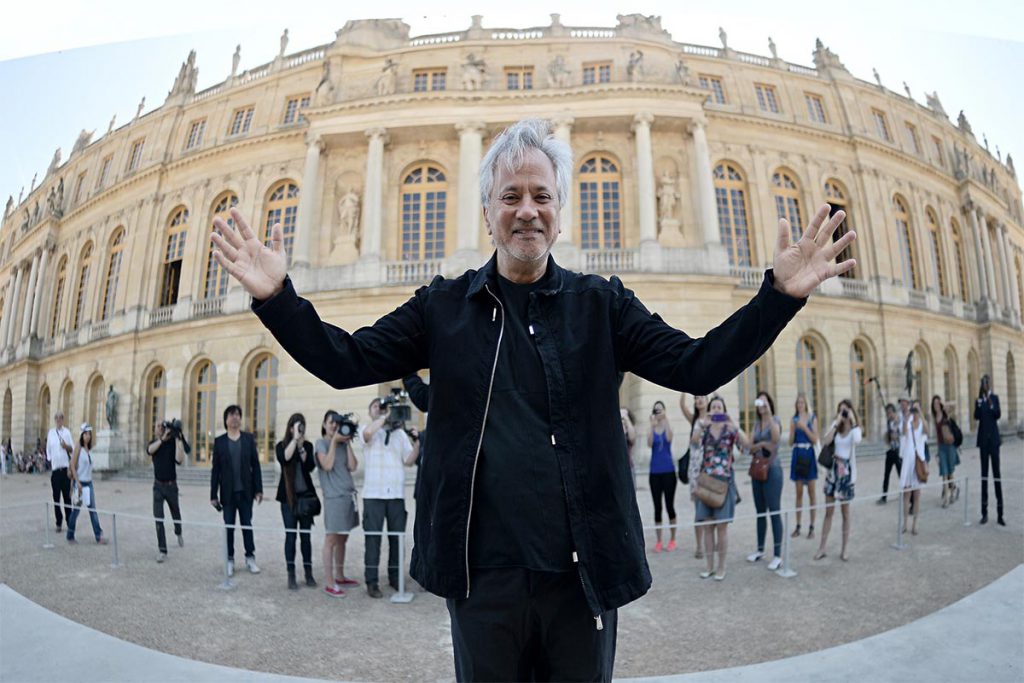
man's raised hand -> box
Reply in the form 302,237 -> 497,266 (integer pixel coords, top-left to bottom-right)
210,208 -> 287,301
772,203 -> 857,299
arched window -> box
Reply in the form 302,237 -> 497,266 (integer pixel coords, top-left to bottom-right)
144,366 -> 166,437
772,170 -> 803,242
926,208 -> 948,297
1,389 -> 11,447
247,353 -> 278,462
400,164 -> 448,260
894,196 -> 920,290
1015,255 -> 1024,316
737,357 -> 767,435
911,344 -> 931,406
71,242 -> 93,330
160,207 -> 188,307
796,336 -> 825,425
190,360 -> 217,464
204,193 -> 238,299
50,255 -> 68,336
100,228 -> 126,320
61,381 -> 74,426
713,162 -> 752,266
1008,352 -> 1018,425
825,179 -> 858,279
264,181 -> 299,260
944,347 -> 959,418
850,340 -> 871,435
86,375 -> 105,431
950,218 -> 969,301
578,155 -> 622,250
38,385 -> 51,445
967,349 -> 980,429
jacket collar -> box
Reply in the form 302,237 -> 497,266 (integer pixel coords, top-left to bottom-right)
466,252 -> 565,300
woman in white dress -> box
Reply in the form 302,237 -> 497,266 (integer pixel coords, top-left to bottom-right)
898,399 -> 927,535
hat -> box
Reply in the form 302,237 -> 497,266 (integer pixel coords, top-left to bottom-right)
80,423 -> 93,433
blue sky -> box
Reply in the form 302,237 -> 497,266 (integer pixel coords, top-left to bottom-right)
1,0 -> 1022,208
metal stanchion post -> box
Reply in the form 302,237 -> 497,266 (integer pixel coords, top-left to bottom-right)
892,488 -> 907,550
110,513 -> 122,568
962,475 -> 971,526
218,524 -> 236,591
390,532 -> 414,604
777,510 -> 797,578
42,501 -> 54,549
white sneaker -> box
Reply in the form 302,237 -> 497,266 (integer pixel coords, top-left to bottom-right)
746,551 -> 764,563
767,557 -> 783,571
245,557 -> 261,574
226,559 -> 235,577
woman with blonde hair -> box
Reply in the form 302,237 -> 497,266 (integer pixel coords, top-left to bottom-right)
788,393 -> 818,539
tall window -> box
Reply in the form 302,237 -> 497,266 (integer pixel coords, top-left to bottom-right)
61,381 -> 74,427
184,119 -> 206,149
50,255 -> 68,336
412,69 -> 446,92
850,341 -> 871,435
248,354 -> 278,463
73,172 -> 87,205
932,135 -> 945,167
38,385 -> 51,445
282,95 -> 311,124
1,389 -> 10,448
145,366 -> 166,436
400,164 -> 447,260
713,162 -> 752,266
754,83 -> 780,113
582,62 -> 612,85
1008,352 -> 1018,424
578,155 -> 622,250
872,109 -> 893,142
698,75 -> 726,104
505,66 -> 534,90
926,209 -> 948,297
805,93 -> 828,123
738,359 -> 766,435
228,106 -> 255,136
204,193 -> 238,299
71,242 -> 93,330
911,344 -> 930,406
950,218 -> 969,301
904,122 -> 922,154
796,337 -> 825,424
126,139 -> 145,172
160,207 -> 188,307
894,196 -> 920,290
824,180 -> 857,279
943,347 -> 959,418
99,228 -> 125,321
191,360 -> 217,464
264,181 -> 299,260
96,155 -> 113,189
967,350 -> 980,427
87,375 -> 105,431
1016,255 -> 1024,317
772,170 -> 803,242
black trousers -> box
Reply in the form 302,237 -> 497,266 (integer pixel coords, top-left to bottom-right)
280,502 -> 313,572
648,471 -> 677,523
363,498 -> 406,585
222,491 -> 255,559
153,481 -> 183,553
50,467 -> 72,527
980,445 -> 1004,516
881,448 -> 902,497
447,568 -> 617,682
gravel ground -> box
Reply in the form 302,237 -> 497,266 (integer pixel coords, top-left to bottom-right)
1,441 -> 1021,681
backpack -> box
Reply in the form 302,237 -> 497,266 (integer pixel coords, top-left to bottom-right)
948,418 -> 963,448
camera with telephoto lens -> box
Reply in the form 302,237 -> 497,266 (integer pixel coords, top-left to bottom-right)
330,412 -> 359,437
841,409 -> 850,419
380,388 -> 412,430
161,418 -> 192,454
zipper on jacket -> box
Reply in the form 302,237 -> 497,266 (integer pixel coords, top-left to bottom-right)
573,551 -> 603,631
464,284 -> 506,598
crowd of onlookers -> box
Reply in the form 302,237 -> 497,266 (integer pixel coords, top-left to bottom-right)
1,438 -> 49,474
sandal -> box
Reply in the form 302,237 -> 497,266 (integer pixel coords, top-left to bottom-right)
813,551 -> 826,561
790,525 -> 801,538
699,570 -> 715,579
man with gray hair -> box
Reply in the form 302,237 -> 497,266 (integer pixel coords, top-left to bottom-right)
211,118 -> 856,680
45,411 -> 75,531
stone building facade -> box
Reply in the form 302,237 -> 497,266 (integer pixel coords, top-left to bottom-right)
1,14 -> 1022,469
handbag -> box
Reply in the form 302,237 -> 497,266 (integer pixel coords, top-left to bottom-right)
817,441 -> 835,470
911,425 -> 928,484
293,489 -> 321,519
748,451 -> 771,482
695,472 -> 729,509
677,450 -> 690,485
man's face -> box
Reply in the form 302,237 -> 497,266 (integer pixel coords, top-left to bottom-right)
899,400 -> 910,414
886,407 -> 897,420
54,413 -> 64,428
226,410 -> 242,430
483,148 -> 561,268
154,421 -> 165,438
369,400 -> 383,420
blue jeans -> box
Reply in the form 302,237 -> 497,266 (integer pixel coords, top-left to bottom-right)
67,481 -> 103,541
751,465 -> 783,556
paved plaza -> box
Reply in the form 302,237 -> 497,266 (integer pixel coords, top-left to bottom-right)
1,441 -> 1021,681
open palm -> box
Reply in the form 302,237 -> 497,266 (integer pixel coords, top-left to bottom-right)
210,208 -> 288,301
773,203 -> 857,299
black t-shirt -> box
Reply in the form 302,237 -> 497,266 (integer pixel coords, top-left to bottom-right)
151,439 -> 178,482
468,269 -> 574,572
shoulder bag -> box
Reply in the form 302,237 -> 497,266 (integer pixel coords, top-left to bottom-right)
695,472 -> 729,509
817,440 -> 835,470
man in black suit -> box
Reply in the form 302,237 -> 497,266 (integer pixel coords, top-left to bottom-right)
210,404 -> 264,574
974,375 -> 1004,526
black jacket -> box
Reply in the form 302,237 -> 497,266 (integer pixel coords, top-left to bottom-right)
253,253 -> 804,616
275,440 -> 316,507
210,432 -> 263,502
974,393 -> 1002,449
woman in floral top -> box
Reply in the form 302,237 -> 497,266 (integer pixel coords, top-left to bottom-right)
689,396 -> 749,581
814,399 -> 861,561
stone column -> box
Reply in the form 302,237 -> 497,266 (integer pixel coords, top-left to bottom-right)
632,113 -> 657,243
20,253 -> 39,342
966,205 -> 988,301
998,223 -> 1018,316
977,209 -> 999,305
551,116 -> 575,246
5,265 -> 24,349
0,283 -> 11,350
360,128 -> 389,259
455,121 -> 486,253
292,135 -> 324,268
30,246 -> 50,336
690,120 -> 720,246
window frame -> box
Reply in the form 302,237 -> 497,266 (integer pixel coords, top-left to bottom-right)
504,66 -> 535,91
698,74 -> 727,104
754,83 -> 781,113
184,118 -> 206,150
804,92 -> 828,123
582,61 -> 612,85
282,94 -> 311,124
577,155 -> 623,251
400,164 -> 448,261
126,138 -> 145,172
228,105 -> 256,136
412,69 -> 447,92
872,108 -> 893,142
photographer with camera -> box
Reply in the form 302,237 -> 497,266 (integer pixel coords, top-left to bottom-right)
814,400 -> 861,562
276,413 -> 318,590
210,405 -> 263,575
148,419 -> 186,562
897,397 -> 926,535
317,410 -> 360,597
360,396 -> 419,598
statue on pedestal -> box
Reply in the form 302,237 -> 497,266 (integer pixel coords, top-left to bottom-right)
105,385 -> 119,431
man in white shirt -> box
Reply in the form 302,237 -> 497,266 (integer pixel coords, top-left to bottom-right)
45,411 -> 75,531
360,397 -> 419,598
